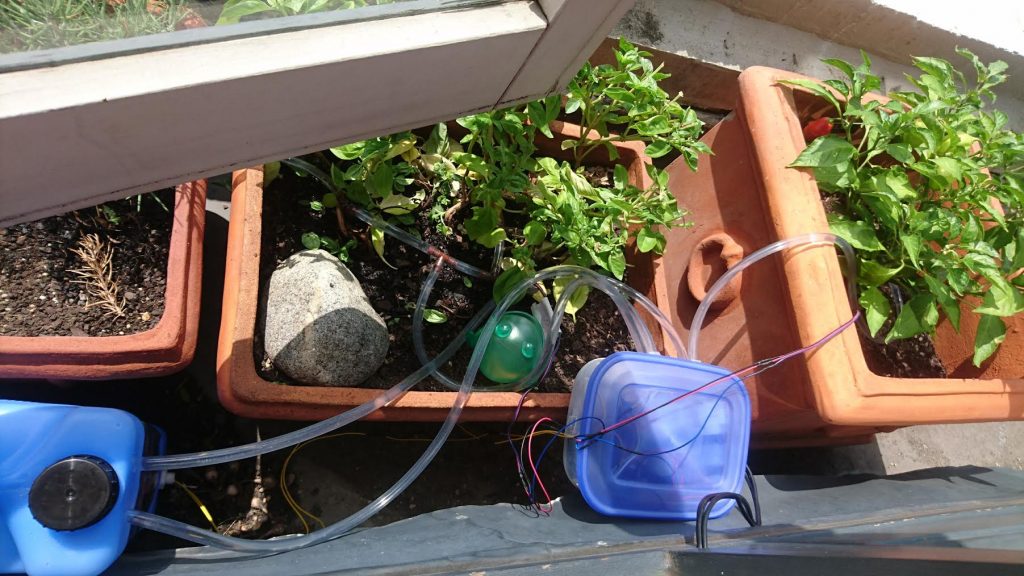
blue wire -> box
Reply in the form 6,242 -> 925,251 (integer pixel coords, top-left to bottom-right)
580,381 -> 738,457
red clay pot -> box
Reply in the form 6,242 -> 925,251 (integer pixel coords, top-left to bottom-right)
659,66 -> 1024,443
217,122 -> 663,421
0,181 -> 206,379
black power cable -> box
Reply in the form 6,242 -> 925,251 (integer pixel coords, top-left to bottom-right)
695,466 -> 761,549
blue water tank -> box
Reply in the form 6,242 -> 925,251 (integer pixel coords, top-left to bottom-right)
0,400 -> 145,576
564,352 -> 751,520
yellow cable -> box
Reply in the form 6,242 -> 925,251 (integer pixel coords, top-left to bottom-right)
175,481 -> 217,531
280,432 -> 367,533
500,430 -> 573,444
279,426 -> 490,533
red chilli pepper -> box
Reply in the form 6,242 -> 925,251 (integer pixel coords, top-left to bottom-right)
802,117 -> 833,142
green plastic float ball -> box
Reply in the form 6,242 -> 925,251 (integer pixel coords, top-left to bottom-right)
469,311 -> 544,384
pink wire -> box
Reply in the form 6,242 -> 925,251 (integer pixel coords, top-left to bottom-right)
527,417 -> 555,515
584,311 -> 861,439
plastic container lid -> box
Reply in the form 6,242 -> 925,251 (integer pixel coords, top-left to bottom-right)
563,352 -> 750,520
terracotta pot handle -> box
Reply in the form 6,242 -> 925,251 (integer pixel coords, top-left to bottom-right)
687,233 -> 745,310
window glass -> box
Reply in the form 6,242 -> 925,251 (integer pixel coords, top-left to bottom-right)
0,0 -> 491,56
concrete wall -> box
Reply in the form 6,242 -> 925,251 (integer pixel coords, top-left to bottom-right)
613,0 -> 1024,127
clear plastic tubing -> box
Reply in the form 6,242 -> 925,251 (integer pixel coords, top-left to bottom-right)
687,232 -> 857,363
411,258 -> 682,392
282,157 -> 490,279
140,298 -> 495,472
131,265 -> 662,553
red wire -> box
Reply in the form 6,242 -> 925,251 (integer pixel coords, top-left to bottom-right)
527,417 -> 555,515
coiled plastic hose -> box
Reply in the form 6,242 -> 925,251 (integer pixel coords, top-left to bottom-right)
687,232 -> 857,362
410,258 -> 679,392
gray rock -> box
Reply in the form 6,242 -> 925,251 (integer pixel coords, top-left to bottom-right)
264,250 -> 388,387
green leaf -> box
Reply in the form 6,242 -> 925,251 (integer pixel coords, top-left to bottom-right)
973,311 -> 1006,366
644,140 -> 672,158
859,286 -> 891,337
634,115 -> 671,135
823,57 -> 856,80
366,163 -> 394,198
859,260 -> 901,288
636,227 -> 664,253
384,136 -> 417,160
933,157 -> 962,182
462,277 -> 474,288
216,0 -> 273,24
885,143 -> 914,164
828,217 -> 884,251
378,194 -> 418,215
301,232 -> 321,251
613,164 -> 629,190
370,227 -> 395,269
423,123 -> 448,155
885,293 -> 939,342
974,273 -> 1024,317
923,275 -> 961,332
330,163 -> 347,190
607,250 -> 627,279
777,78 -> 843,115
789,135 -> 857,168
330,141 -> 365,161
322,192 -> 338,209
422,308 -> 448,324
523,221 -> 546,245
884,170 -> 917,201
552,276 -> 590,320
493,267 -> 530,303
901,235 -> 922,268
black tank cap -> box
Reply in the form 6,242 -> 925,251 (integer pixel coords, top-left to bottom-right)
29,455 -> 119,531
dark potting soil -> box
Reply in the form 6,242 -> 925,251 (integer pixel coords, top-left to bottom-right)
254,170 -> 633,393
860,333 -> 946,379
0,191 -> 173,337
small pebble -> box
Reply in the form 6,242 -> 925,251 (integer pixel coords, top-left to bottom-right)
124,291 -> 137,301
141,312 -> 151,321
204,469 -> 219,482
225,484 -> 239,497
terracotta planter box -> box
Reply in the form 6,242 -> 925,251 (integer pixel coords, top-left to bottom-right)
658,66 -> 1024,442
217,122 -> 663,421
0,181 -> 206,379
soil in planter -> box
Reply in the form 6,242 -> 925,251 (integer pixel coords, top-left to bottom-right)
0,191 -> 174,337
254,171 -> 633,393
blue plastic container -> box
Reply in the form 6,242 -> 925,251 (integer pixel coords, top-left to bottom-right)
0,400 -> 146,576
563,352 -> 751,520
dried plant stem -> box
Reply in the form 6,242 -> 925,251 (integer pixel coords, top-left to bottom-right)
70,233 -> 126,318
221,428 -> 269,537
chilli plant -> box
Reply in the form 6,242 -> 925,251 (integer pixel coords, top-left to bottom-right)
784,50 -> 1024,366
290,38 -> 705,314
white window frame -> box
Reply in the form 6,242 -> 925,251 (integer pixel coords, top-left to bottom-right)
0,0 -> 634,227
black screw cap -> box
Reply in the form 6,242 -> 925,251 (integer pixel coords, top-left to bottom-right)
29,456 -> 119,531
